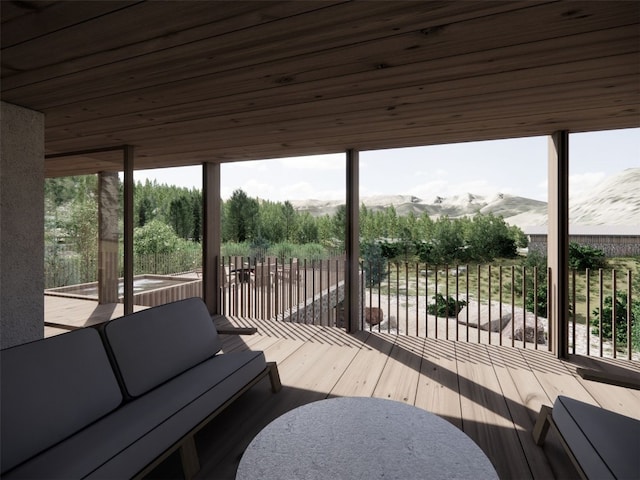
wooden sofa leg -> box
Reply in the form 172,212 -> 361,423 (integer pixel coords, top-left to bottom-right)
268,362 -> 282,393
533,405 -> 553,446
179,435 -> 200,480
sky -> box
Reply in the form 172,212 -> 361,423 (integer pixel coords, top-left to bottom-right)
134,128 -> 639,203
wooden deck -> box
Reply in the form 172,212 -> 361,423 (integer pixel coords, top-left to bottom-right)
43,298 -> 640,479
44,295 -> 147,336
144,316 -> 639,480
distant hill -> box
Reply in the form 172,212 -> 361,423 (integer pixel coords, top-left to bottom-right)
290,168 -> 640,229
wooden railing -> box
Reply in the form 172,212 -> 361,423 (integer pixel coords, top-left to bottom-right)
218,256 -> 638,360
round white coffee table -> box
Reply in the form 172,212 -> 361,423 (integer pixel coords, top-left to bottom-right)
236,397 -> 498,480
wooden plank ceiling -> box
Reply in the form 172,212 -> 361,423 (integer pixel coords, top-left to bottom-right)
2,0 -> 639,176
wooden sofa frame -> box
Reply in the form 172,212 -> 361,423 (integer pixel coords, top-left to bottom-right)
533,395 -> 640,480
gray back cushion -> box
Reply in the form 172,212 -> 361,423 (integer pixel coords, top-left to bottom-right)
0,328 -> 123,474
102,297 -> 221,398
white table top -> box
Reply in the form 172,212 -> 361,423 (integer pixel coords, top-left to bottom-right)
236,397 -> 498,480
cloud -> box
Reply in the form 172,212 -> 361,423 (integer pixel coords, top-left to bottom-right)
221,178 -> 277,200
277,154 -> 343,170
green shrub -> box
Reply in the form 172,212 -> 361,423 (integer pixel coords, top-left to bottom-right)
134,220 -> 182,255
591,292 -> 638,351
569,242 -> 606,270
427,293 -> 467,317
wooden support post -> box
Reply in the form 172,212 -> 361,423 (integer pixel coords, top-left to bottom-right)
98,171 -> 120,304
123,145 -> 134,315
268,362 -> 283,392
345,149 -> 360,333
548,131 -> 570,358
203,162 -> 222,315
532,405 -> 553,445
179,436 -> 200,480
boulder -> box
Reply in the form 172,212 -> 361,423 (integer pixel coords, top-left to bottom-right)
365,307 -> 384,326
457,302 -> 510,332
507,311 -> 547,345
458,301 -> 547,345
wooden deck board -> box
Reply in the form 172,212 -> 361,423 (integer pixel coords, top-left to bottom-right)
454,341 -> 534,479
487,345 -> 563,479
330,331 -> 394,398
43,300 -> 639,479
372,334 -> 423,404
415,337 -> 463,429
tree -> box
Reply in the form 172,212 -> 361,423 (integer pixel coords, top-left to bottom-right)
137,195 -> 153,227
258,200 -> 286,243
133,220 -> 182,255
67,178 -> 99,282
168,195 -> 194,239
295,213 -> 319,244
224,189 -> 259,242
282,201 -> 297,241
331,205 -> 346,246
190,191 -> 202,242
430,216 -> 466,264
464,213 -> 518,261
361,241 -> 387,287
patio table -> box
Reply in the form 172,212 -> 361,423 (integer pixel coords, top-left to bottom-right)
236,396 -> 498,480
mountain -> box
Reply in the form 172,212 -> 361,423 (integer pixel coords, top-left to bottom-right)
290,168 -> 640,229
569,168 -> 640,225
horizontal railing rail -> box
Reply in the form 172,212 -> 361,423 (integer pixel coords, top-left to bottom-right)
45,252 -> 637,360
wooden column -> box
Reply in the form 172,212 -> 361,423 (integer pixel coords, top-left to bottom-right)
98,171 -> 119,303
345,149 -> 360,333
123,145 -> 134,315
203,162 -> 222,315
548,131 -> 569,358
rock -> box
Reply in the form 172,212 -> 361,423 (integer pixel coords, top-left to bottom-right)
507,311 -> 547,345
365,307 -> 383,326
457,302 -> 510,332
458,301 -> 548,344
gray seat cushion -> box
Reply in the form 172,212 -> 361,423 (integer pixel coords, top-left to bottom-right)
0,329 -> 122,474
102,297 -> 222,397
4,351 -> 267,479
554,395 -> 640,480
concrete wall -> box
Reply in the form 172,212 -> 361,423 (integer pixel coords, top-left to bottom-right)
1,101 -> 45,349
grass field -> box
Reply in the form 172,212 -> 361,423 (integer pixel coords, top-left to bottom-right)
365,256 -> 639,355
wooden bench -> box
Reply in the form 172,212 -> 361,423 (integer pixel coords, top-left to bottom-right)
533,395 -> 640,479
1,298 -> 281,479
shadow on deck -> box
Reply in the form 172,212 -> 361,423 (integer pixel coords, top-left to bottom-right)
147,317 -> 640,480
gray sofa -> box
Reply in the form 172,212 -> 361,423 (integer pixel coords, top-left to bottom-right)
1,297 -> 281,479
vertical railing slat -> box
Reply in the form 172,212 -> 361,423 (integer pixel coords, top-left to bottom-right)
476,265 -> 481,344
599,268 -> 604,357
612,269 -> 617,359
571,269 -> 576,354
585,268 -> 590,357
488,265 -> 491,346
522,266 -> 527,349
627,270 -> 632,360
435,267 -> 439,340
445,265 -> 450,340
415,263 -> 419,337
